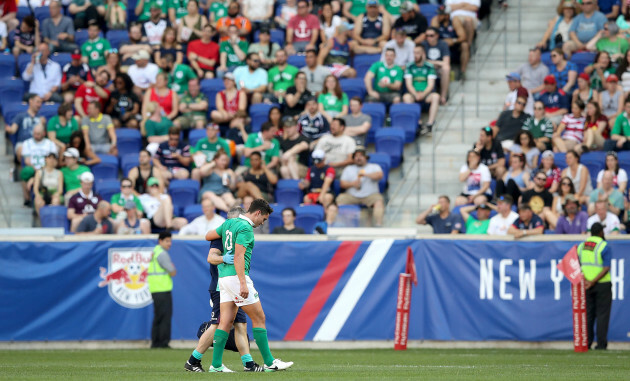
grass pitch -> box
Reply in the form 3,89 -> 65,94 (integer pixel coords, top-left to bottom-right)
0,348 -> 628,380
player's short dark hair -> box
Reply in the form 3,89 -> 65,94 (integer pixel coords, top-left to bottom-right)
249,198 -> 273,215
158,231 -> 172,241
282,207 -> 296,217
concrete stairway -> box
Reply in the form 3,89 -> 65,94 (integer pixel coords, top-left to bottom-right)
384,0 -> 555,228
0,124 -> 33,228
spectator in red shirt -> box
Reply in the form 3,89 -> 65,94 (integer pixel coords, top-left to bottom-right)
0,0 -> 17,31
216,1 -> 252,42
74,70 -> 111,118
187,24 -> 219,78
286,0 -> 319,55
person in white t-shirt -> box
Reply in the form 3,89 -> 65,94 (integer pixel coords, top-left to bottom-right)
487,194 -> 519,235
456,149 -> 492,205
139,176 -> 188,230
315,118 -> 356,178
179,198 -> 226,235
596,152 -> 628,191
587,200 -> 621,235
127,50 -> 160,96
20,124 -> 58,206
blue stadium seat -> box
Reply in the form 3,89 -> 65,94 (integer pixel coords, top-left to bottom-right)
0,54 -> 15,78
0,79 -> 26,112
375,128 -> 405,168
254,28 -> 285,47
75,30 -> 104,48
274,179 -> 302,207
541,52 -> 552,68
39,103 -> 59,121
618,152 -> 630,188
39,205 -> 69,232
169,179 -> 200,215
17,53 -> 32,76
106,30 -> 129,50
419,4 -> 439,23
268,203 -> 285,233
580,151 -> 606,189
120,153 -> 140,177
34,7 -> 50,24
115,128 -> 143,158
390,103 -> 421,143
200,78 -> 225,109
127,0 -> 138,22
337,204 -> 361,227
571,52 -> 596,73
340,78 -> 366,101
50,53 -> 72,69
16,7 -> 30,22
362,102 -> 386,144
287,54 -> 306,68
368,152 -> 391,193
249,103 -> 279,132
295,204 -> 325,234
554,152 -> 567,170
183,204 -> 203,222
94,179 -> 121,201
353,54 -> 380,79
91,154 -> 119,181
189,128 -> 207,147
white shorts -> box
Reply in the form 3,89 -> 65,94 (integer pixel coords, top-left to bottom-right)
218,275 -> 260,307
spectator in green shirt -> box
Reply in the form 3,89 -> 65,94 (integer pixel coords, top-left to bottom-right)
593,22 -> 628,63
243,122 -> 280,169
403,44 -> 440,133
604,98 -> 630,151
141,101 -> 173,145
110,177 -> 145,219
191,123 -> 232,181
160,53 -> 197,95
69,0 -> 106,29
80,22 -> 111,68
460,201 -> 493,235
318,74 -> 349,123
264,49 -> 299,103
523,100 -> 555,152
364,47 -> 403,105
47,103 -> 79,152
135,0 -> 167,23
174,78 -> 209,131
217,25 -> 248,77
60,147 -> 92,199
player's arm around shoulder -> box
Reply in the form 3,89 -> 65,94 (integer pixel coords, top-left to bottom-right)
205,228 -> 221,241
207,248 -> 224,265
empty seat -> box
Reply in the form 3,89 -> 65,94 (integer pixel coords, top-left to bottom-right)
94,179 -> 121,201
189,128 -> 207,147
16,6 -> 31,22
375,128 -> 406,168
337,204 -> 361,227
274,179 -> 302,207
580,151 -> 606,189
362,102 -> 386,144
120,153 -> 140,177
295,204 -> 325,234
254,28 -> 285,46
39,103 -> 60,121
50,53 -> 72,69
419,4 -> 439,22
115,128 -> 143,157
17,53 -> 32,77
39,205 -> 69,232
368,152 -> 391,193
75,29 -> 103,47
0,54 -> 15,78
268,203 -> 285,233
553,152 -> 567,170
34,6 -> 50,24
340,78 -> 366,100
390,103 -> 421,143
353,54 -> 380,79
106,30 -> 129,50
571,52 -> 596,73
91,154 -> 119,180
168,179 -> 200,215
287,54 -> 306,68
183,204 -> 203,222
200,78 -> 225,109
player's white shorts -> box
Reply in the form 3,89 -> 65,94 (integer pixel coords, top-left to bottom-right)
218,275 -> 260,307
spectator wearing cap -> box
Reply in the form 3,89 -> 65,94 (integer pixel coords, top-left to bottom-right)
365,48 -> 403,105
382,28 -> 415,70
588,170 -> 625,215
20,124 -> 58,206
82,101 -> 117,156
60,147 -> 91,198
564,0 -> 607,58
504,72 -> 534,115
523,100 -> 555,152
431,4 -> 470,76
243,122 -> 280,170
487,194 -> 519,236
111,177 -> 145,220
280,117 -> 310,180
118,23 -> 152,67
299,149 -> 335,208
154,126 -> 192,182
603,97 -> 630,151
173,78 -> 209,131
76,201 -> 114,235
392,1 -> 427,44
403,45 -> 440,134
421,27 -> 451,105
265,49 -> 299,104
127,50 -> 160,96
74,70 -> 111,119
508,203 -> 544,238
233,52 -> 268,105
573,73 -> 599,106
6,94 -> 46,163
21,42 -> 61,104
42,1 -> 76,53
116,200 -> 151,234
188,24 -> 220,79
493,95 -> 530,150
344,97 -> 372,147
142,3 -> 171,47
554,194 -> 589,234
33,152 -> 63,216
216,1 -> 252,42
61,49 -> 93,102
285,0 -> 319,55
349,0 -> 391,55
80,22 -> 111,69
473,126 -> 505,179
599,74 -> 623,125
67,171 -> 103,232
549,48 -> 578,94
315,118 -> 357,178
445,0 -> 479,48
538,74 -> 569,125
516,47 -> 549,97
416,195 -> 463,234
217,24 -> 249,78
338,148 -> 385,227
587,200 -> 621,235
179,198 -> 226,235
459,200 -> 494,235
190,123 -> 232,182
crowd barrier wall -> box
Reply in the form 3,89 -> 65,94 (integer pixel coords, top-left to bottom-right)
0,237 -> 627,342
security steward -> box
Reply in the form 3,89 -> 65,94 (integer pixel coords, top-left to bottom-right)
148,231 -> 177,348
578,222 -> 613,350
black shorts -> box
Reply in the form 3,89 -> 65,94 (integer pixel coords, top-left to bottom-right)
210,290 -> 247,325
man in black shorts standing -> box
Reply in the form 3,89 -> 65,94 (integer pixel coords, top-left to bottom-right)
185,206 -> 264,372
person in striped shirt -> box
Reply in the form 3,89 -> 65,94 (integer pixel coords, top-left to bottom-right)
553,99 -> 586,153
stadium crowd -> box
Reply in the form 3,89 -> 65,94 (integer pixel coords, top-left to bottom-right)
3,0 -> 484,234
418,0 -> 630,236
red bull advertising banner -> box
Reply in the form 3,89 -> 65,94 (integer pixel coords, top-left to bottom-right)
0,238 -> 628,342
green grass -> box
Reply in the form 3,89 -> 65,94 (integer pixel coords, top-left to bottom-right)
0,348 -> 629,380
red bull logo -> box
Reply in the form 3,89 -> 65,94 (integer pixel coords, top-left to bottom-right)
98,248 -> 153,308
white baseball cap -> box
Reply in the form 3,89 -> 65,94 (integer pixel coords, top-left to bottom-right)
80,172 -> 94,183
